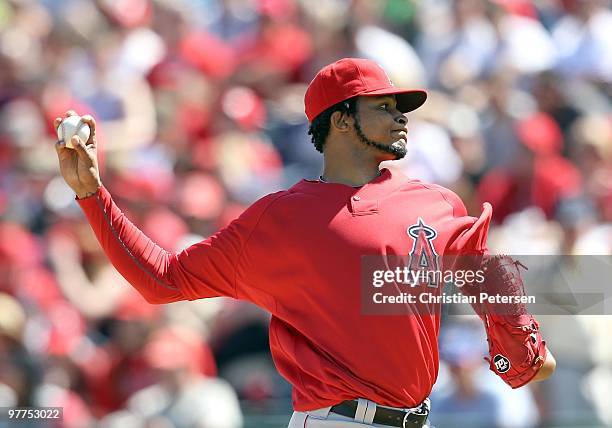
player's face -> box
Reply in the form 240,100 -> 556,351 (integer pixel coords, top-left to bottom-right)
352,95 -> 409,161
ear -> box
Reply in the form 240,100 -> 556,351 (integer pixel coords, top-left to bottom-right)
330,110 -> 352,133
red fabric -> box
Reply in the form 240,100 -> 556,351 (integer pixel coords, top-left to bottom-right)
517,112 -> 564,156
99,0 -> 152,28
84,347 -> 157,414
179,32 -> 236,79
44,301 -> 86,356
142,207 -> 189,251
304,58 -> 427,122
45,388 -> 92,427
0,223 -> 43,269
532,156 -> 583,215
111,169 -> 176,203
479,155 -> 583,222
486,314 -> 547,388
493,0 -> 538,19
178,101 -> 212,140
76,168 -> 491,410
258,0 -> 297,18
113,289 -> 162,321
16,267 -> 63,310
143,327 -> 217,376
477,171 -> 521,223
601,190 -> 612,221
238,22 -> 312,75
222,86 -> 267,130
177,173 -> 225,220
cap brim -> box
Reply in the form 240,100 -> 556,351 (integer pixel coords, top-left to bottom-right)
362,88 -> 427,113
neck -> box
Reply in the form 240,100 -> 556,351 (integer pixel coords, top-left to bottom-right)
321,141 -> 384,186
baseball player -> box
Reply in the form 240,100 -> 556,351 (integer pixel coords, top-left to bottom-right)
54,58 -> 555,427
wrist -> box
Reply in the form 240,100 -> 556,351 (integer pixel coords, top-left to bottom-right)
76,192 -> 96,200
76,185 -> 101,200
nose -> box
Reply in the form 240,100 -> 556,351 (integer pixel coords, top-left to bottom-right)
395,112 -> 407,126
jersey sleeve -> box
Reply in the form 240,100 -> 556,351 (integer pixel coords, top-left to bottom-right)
76,185 -> 285,304
447,201 -> 493,255
435,186 -> 492,256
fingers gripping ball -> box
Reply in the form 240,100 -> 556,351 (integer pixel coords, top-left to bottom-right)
56,115 -> 91,149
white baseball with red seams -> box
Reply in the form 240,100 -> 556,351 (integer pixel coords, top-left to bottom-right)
56,115 -> 90,149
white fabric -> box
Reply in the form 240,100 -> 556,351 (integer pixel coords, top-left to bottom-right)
552,7 -> 612,81
355,25 -> 427,87
364,399 -> 377,424
355,398 -> 368,423
127,377 -> 243,428
286,399 -> 430,428
499,15 -> 557,73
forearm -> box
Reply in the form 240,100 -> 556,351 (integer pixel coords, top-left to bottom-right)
76,185 -> 184,304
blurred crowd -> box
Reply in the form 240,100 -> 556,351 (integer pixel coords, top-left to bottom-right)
0,0 -> 611,427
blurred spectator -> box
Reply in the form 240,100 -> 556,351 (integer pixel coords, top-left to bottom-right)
478,112 -> 583,223
552,0 -> 612,82
532,71 -> 581,146
431,320 -> 502,428
209,300 -> 291,404
0,292 -> 38,409
431,318 -> 539,428
47,227 -> 132,321
418,0 -> 498,90
125,326 -> 243,428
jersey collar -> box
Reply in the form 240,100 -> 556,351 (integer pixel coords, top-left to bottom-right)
296,167 -> 406,198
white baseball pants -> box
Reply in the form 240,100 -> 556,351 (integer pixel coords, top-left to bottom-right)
287,398 -> 431,428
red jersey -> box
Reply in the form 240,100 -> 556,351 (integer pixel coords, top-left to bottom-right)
76,167 -> 491,411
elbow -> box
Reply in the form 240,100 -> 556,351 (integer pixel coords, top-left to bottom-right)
137,286 -> 183,305
140,293 -> 167,305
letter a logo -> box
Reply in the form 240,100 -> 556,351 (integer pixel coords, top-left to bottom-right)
407,218 -> 440,288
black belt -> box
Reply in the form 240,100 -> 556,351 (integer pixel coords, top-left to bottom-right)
330,399 -> 429,427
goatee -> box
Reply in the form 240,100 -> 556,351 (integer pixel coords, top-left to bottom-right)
354,119 -> 407,159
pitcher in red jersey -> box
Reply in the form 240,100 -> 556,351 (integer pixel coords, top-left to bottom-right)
53,58 -> 555,428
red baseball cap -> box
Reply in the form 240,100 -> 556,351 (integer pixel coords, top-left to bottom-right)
304,58 -> 427,122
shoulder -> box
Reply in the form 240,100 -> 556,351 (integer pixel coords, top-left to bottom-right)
238,190 -> 293,220
233,188 -> 311,231
402,179 -> 468,218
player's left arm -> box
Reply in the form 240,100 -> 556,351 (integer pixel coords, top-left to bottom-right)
441,191 -> 556,387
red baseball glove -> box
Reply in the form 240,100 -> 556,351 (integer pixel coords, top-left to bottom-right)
458,255 -> 548,388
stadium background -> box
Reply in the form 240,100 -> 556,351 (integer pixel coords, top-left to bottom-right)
0,0 -> 610,427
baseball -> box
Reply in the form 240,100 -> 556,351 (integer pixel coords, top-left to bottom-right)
56,115 -> 91,149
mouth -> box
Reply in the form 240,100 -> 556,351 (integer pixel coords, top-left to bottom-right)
391,130 -> 408,142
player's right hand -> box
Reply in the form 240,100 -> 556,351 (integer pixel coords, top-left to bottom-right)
54,111 -> 102,199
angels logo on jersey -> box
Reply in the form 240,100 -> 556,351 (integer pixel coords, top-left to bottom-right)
407,218 -> 440,288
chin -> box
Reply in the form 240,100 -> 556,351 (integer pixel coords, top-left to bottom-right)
389,141 -> 407,159
365,138 -> 407,161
